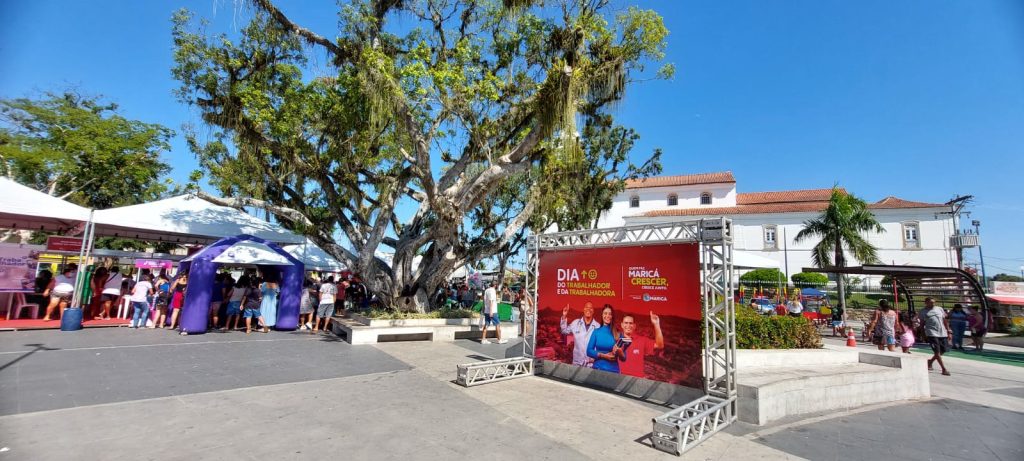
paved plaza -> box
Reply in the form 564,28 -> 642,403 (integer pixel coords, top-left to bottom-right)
0,327 -> 1021,460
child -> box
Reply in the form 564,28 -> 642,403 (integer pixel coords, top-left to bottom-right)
899,314 -> 915,354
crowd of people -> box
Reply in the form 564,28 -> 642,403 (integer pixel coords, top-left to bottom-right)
33,262 -> 375,334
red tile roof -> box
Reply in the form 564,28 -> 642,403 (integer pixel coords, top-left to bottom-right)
868,196 -> 946,209
737,188 -> 841,205
624,171 -> 735,189
635,190 -> 944,218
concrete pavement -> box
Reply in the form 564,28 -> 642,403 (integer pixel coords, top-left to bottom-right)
0,327 -> 1020,460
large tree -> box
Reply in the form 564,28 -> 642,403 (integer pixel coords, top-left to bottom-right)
0,92 -> 174,208
173,0 -> 671,310
795,187 -> 885,316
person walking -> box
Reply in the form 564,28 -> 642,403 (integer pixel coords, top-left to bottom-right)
259,276 -> 280,330
785,294 -> 804,318
948,304 -> 969,350
480,281 -> 506,344
223,275 -> 247,331
867,300 -> 898,352
298,278 -> 315,330
899,312 -> 915,354
919,297 -> 952,376
968,307 -> 990,352
129,274 -> 154,329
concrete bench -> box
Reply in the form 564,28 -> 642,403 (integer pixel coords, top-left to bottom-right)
729,346 -> 929,425
329,316 -> 519,345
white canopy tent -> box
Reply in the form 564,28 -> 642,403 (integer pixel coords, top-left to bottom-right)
92,195 -> 304,245
733,251 -> 782,269
283,242 -> 347,272
0,178 -> 91,233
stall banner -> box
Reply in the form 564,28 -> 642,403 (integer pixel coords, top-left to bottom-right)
135,259 -> 174,270
46,236 -> 83,252
535,243 -> 702,388
0,244 -> 41,292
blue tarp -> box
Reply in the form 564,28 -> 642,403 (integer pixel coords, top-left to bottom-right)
801,288 -> 826,298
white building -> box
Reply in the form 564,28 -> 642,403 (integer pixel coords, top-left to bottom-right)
597,172 -> 959,282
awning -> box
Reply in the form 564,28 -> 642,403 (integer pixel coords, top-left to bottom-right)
184,239 -> 294,266
93,194 -> 304,245
987,295 -> 1024,306
283,243 -> 346,272
733,251 -> 781,269
0,178 -> 91,233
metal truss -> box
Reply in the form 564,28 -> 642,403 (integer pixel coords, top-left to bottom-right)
651,395 -> 732,456
526,219 -> 737,456
456,357 -> 534,387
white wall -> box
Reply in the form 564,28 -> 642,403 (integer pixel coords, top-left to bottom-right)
597,183 -> 736,228
623,208 -> 955,284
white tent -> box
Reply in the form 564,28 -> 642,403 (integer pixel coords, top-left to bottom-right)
283,242 -> 347,272
93,195 -> 304,245
0,177 -> 91,233
733,251 -> 782,269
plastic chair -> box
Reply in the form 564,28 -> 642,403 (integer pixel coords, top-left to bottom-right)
116,297 -> 132,319
8,293 -> 40,320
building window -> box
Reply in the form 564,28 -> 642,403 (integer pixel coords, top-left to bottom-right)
902,222 -> 920,249
629,196 -> 640,208
763,225 -> 777,250
700,192 -> 712,205
667,194 -> 678,206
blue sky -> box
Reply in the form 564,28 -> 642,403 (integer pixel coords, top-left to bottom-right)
2,0 -> 1022,277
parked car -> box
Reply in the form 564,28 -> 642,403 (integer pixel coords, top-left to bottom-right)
751,298 -> 776,315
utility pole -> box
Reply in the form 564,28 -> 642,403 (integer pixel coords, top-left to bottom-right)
938,195 -> 973,269
972,220 -> 987,288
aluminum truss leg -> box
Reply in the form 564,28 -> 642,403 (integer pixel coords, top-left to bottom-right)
651,395 -> 734,456
456,357 -> 534,387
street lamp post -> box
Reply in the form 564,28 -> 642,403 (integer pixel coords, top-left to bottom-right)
972,220 -> 987,286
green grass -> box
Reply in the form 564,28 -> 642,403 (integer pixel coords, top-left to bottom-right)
825,292 -> 907,309
911,344 -> 1024,368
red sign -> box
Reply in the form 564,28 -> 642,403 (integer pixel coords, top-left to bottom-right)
46,236 -> 84,252
536,243 -> 702,388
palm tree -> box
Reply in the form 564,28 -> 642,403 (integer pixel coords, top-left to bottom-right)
795,187 -> 885,322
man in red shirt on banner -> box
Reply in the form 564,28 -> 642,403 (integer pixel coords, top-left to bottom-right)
616,311 -> 665,378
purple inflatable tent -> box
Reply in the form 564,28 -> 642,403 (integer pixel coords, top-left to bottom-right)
176,234 -> 304,334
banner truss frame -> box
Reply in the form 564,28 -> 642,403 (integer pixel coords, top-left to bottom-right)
524,218 -> 737,456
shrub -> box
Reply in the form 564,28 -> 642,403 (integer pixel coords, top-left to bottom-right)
365,308 -> 477,320
734,305 -> 822,349
740,268 -> 785,288
791,272 -> 828,287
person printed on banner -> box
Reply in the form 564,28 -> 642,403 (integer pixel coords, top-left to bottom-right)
128,274 -> 154,329
560,302 -> 600,367
616,311 -> 666,378
586,304 -> 622,373
480,281 -> 505,344
42,264 -> 77,321
98,265 -> 123,320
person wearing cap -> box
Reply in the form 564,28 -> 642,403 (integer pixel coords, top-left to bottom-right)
42,263 -> 77,321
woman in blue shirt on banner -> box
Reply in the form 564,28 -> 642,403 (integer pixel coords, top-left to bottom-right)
587,304 -> 622,373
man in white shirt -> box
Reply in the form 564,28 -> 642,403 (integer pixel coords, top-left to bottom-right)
129,274 -> 154,328
560,301 -> 599,367
480,281 -> 506,344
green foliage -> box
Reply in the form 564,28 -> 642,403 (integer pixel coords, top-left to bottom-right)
366,308 -> 476,320
795,187 -> 885,268
0,92 -> 173,209
791,272 -> 828,287
1007,323 -> 1024,337
735,306 -> 822,349
171,1 -> 672,310
992,273 -> 1024,282
740,268 -> 786,287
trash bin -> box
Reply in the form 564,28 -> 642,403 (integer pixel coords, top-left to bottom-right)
60,308 -> 83,331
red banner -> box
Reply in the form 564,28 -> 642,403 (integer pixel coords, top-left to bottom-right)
535,243 -> 702,387
46,236 -> 83,252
